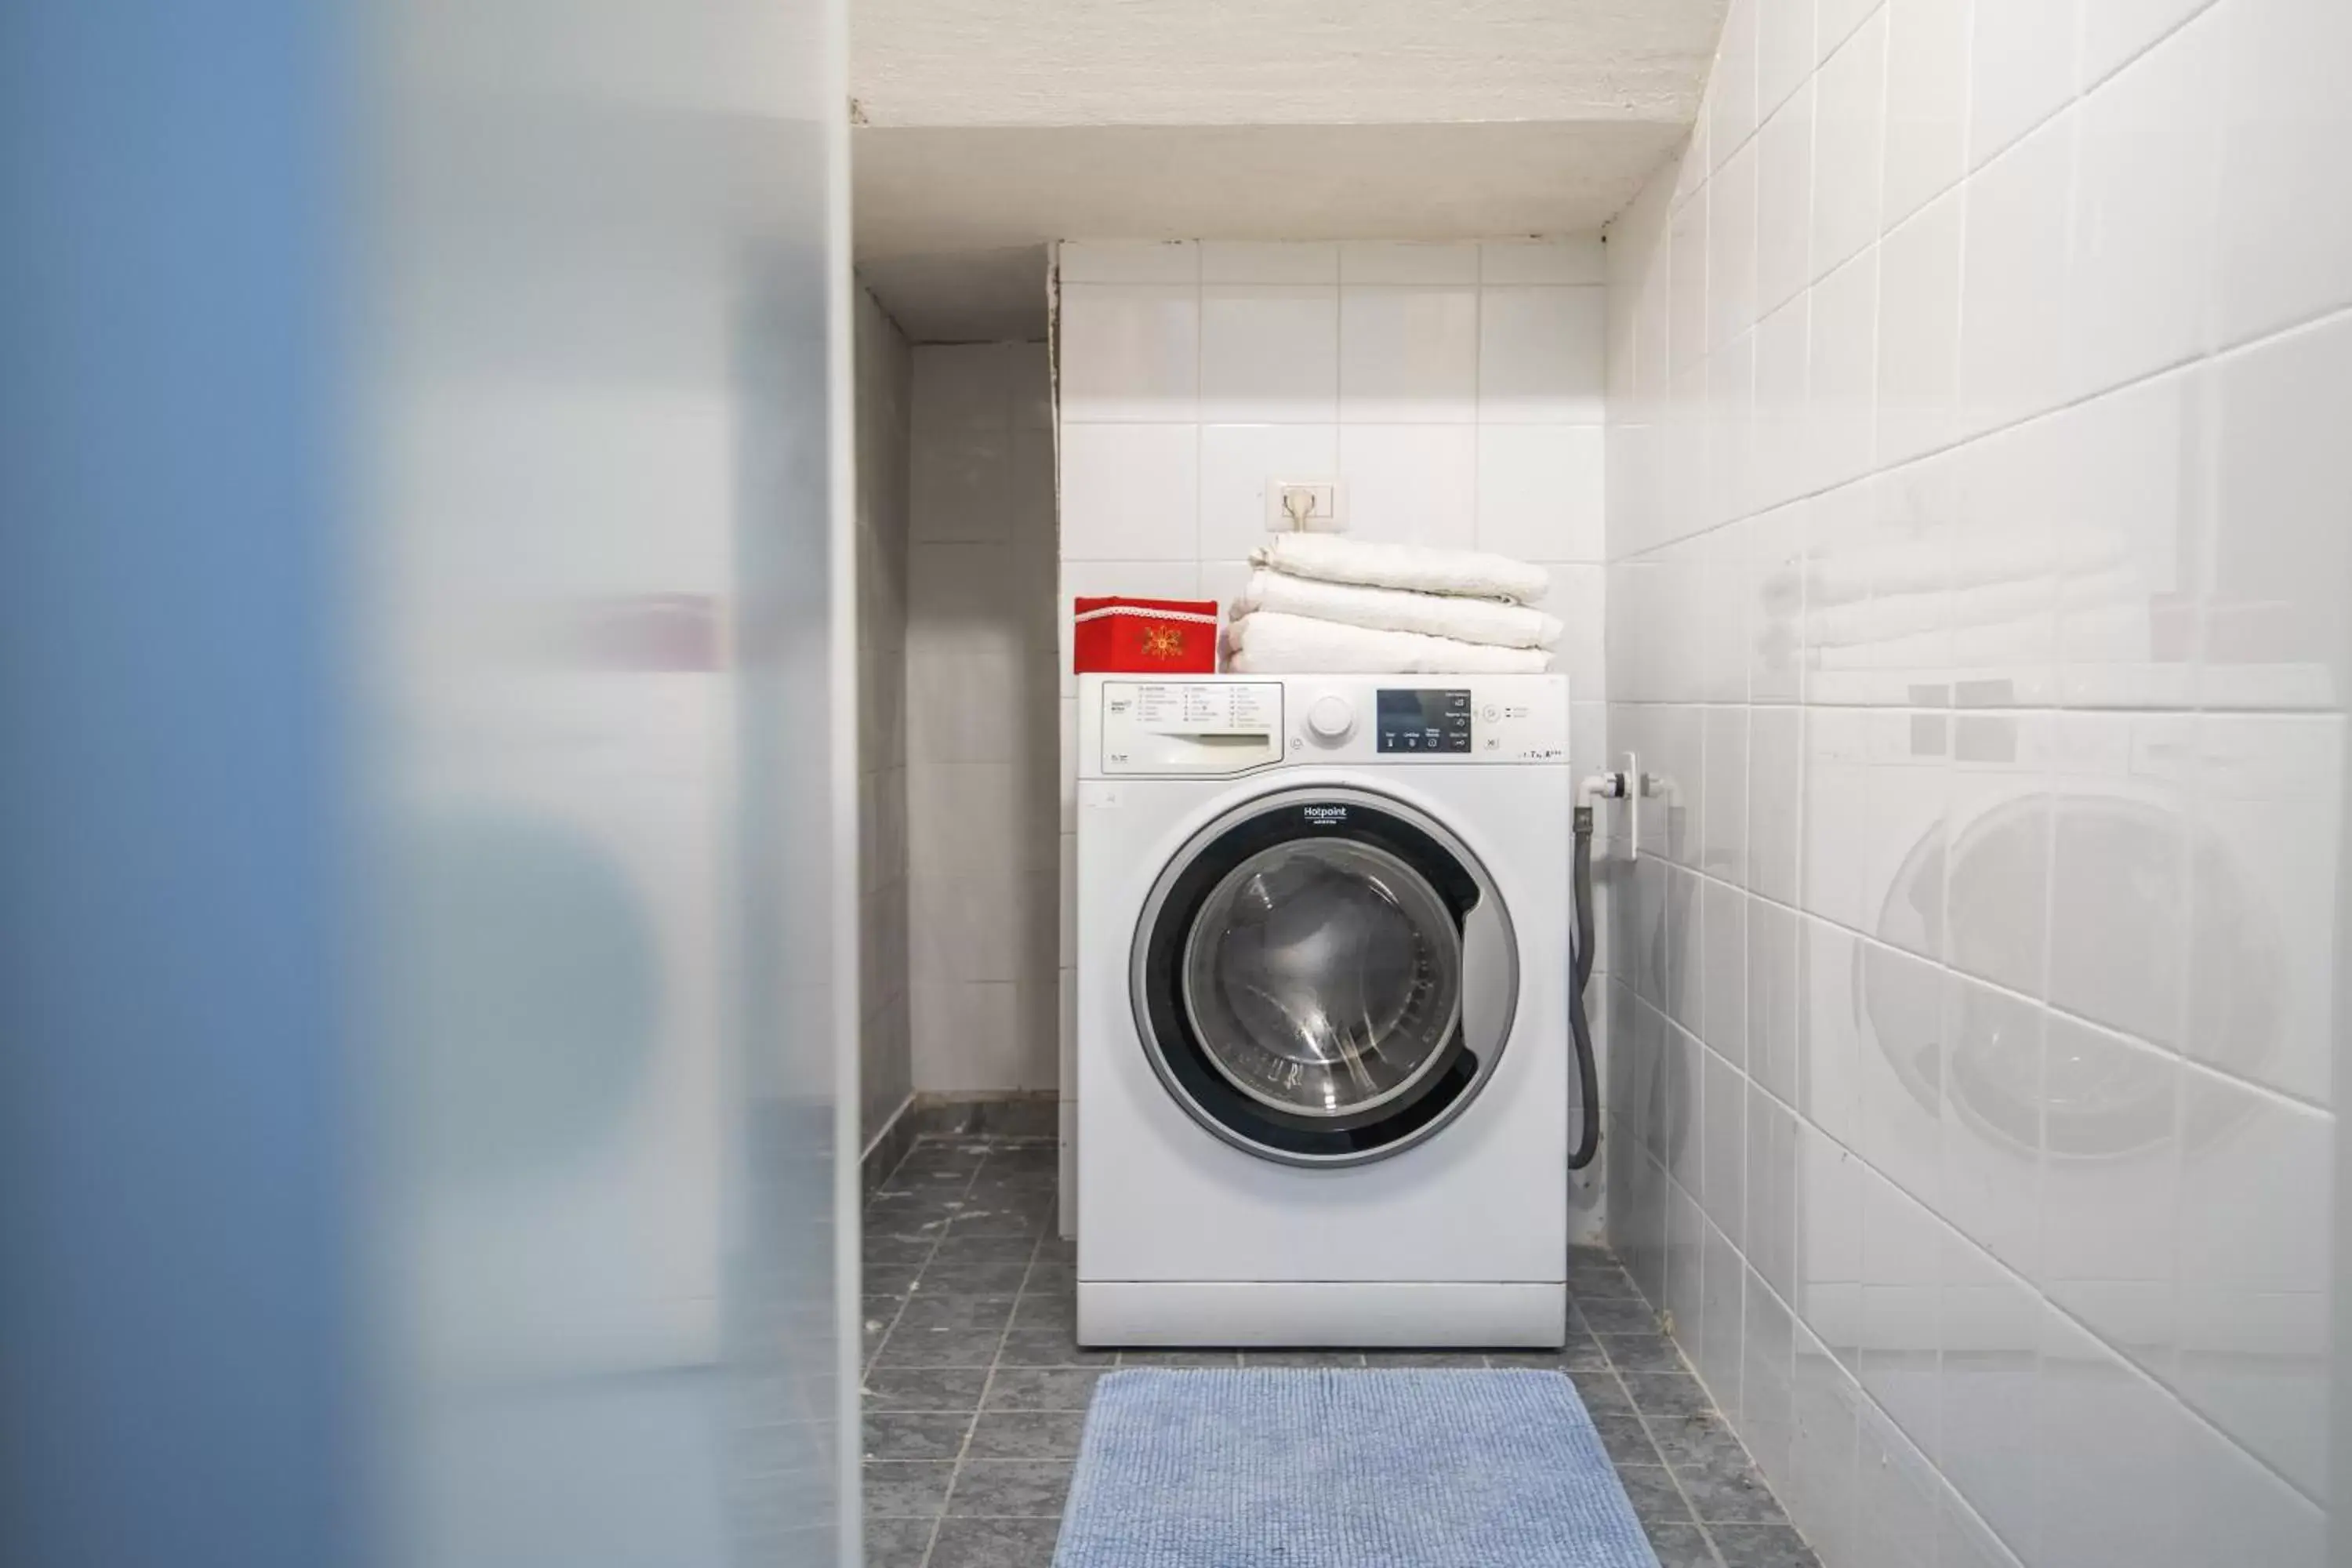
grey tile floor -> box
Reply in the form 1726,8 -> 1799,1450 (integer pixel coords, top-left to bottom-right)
862,1138 -> 1818,1568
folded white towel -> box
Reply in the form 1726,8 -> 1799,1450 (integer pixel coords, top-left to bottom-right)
1225,611 -> 1552,674
1251,534 -> 1552,604
1234,568 -> 1563,651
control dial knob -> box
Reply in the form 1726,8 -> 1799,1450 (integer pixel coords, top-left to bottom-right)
1305,694 -> 1356,745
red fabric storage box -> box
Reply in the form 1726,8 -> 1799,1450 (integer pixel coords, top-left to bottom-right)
1072,596 -> 1221,674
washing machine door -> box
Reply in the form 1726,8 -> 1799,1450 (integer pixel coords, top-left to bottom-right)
1131,785 -> 1518,1166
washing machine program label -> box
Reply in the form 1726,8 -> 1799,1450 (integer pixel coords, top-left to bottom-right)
1126,682 -> 1279,736
1103,683 -> 1284,774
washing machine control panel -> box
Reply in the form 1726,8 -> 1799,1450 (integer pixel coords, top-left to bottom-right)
1088,676 -> 1567,775
1375,688 -> 1474,753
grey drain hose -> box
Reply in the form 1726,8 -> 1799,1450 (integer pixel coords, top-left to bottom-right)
1567,805 -> 1600,1171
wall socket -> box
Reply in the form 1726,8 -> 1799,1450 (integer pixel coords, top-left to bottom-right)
1264,479 -> 1345,532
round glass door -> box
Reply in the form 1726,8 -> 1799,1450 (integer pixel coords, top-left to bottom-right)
1180,840 -> 1462,1119
1130,786 -> 1517,1167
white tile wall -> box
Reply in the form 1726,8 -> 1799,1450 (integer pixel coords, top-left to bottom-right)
1060,234 -> 1610,573
854,284 -> 914,1145
1058,284 -> 1198,421
1479,287 -> 1608,420
904,341 -> 1062,1098
1710,0 -> 1762,164
1202,284 -> 1340,423
1603,0 -> 2346,1563
1340,286 -> 1480,423
1881,0 -> 1972,227
1475,424 -> 1606,563
1336,425 -> 1479,547
2216,0 -> 2352,344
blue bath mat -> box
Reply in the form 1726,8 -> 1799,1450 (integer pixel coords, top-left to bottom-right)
1054,1368 -> 1659,1566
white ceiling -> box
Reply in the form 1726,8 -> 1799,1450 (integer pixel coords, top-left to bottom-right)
854,0 -> 1724,129
851,0 -> 1726,340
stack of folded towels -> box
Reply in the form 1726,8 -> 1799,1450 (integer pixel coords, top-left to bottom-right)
1224,534 -> 1560,674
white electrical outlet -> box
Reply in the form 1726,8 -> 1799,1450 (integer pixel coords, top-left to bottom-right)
1264,479 -> 1345,532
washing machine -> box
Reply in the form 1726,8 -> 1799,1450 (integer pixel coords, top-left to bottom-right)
1074,673 -> 1573,1348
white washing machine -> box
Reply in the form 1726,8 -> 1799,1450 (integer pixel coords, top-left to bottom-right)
1074,673 -> 1573,1348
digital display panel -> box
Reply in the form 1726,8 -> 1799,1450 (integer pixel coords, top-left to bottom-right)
1375,688 -> 1472,753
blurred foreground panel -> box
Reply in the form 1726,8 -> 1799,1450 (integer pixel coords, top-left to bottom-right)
0,1 -> 852,1565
